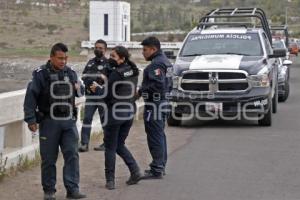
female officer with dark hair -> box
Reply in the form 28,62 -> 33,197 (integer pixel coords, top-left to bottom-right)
90,46 -> 141,190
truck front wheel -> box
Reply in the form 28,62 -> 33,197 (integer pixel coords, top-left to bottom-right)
272,83 -> 278,113
258,101 -> 272,126
279,81 -> 290,102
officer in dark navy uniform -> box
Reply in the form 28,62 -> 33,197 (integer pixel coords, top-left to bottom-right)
23,43 -> 86,200
90,46 -> 141,190
137,36 -> 173,179
79,39 -> 109,152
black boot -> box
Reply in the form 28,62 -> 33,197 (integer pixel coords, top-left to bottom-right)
66,191 -> 86,199
78,144 -> 89,152
126,171 -> 142,185
105,180 -> 115,190
145,169 -> 166,176
44,192 -> 56,200
142,169 -> 163,180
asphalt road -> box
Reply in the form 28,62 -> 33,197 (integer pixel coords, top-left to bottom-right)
114,56 -> 300,200
1,57 -> 300,200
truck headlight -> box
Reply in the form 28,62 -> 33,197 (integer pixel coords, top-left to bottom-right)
172,76 -> 180,89
278,66 -> 287,82
278,71 -> 285,82
248,74 -> 270,87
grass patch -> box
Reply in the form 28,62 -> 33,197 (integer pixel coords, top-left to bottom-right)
0,48 -> 83,58
0,48 -> 50,57
0,150 -> 41,182
0,130 -> 103,183
0,153 -> 8,182
16,151 -> 41,173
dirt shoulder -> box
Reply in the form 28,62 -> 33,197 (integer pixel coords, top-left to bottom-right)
0,121 -> 192,200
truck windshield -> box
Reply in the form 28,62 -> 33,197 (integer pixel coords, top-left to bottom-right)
273,40 -> 285,49
181,33 -> 263,57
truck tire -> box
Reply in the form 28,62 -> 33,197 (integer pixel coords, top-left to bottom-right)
258,102 -> 272,126
167,112 -> 182,126
272,83 -> 278,114
279,82 -> 290,102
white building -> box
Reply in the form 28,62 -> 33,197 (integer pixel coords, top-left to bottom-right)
89,1 -> 131,42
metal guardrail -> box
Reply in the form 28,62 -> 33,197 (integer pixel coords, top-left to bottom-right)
81,41 -> 182,49
131,30 -> 186,36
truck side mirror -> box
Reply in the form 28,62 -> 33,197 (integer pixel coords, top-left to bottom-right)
283,59 -> 293,65
269,49 -> 286,58
164,50 -> 176,59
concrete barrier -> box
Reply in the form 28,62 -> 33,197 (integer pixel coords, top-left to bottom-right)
0,91 -> 105,167
0,90 -> 31,166
0,90 -> 145,169
0,127 -> 4,153
0,90 -> 25,126
82,41 -> 182,49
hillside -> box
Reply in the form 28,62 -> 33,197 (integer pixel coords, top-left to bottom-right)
0,2 -> 89,58
0,0 -> 299,58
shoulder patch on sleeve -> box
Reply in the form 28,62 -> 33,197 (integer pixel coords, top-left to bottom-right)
35,67 -> 44,73
35,64 -> 48,73
68,66 -> 76,72
154,68 -> 161,76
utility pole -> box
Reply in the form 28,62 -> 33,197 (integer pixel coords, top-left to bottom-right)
47,0 -> 50,16
285,7 -> 288,26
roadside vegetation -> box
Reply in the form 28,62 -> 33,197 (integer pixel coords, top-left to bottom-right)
0,151 -> 40,182
0,0 -> 299,58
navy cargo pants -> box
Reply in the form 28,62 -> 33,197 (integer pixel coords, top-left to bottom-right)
39,117 -> 80,194
80,99 -> 105,145
144,101 -> 168,174
103,118 -> 140,181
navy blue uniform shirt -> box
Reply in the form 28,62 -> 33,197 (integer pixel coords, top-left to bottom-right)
81,56 -> 110,96
138,50 -> 173,101
24,61 -> 83,124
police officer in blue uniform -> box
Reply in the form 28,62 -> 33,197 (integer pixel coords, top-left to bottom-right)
79,39 -> 109,152
23,43 -> 86,200
137,36 -> 173,179
90,46 -> 141,190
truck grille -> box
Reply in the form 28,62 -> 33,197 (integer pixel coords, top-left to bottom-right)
180,70 -> 250,93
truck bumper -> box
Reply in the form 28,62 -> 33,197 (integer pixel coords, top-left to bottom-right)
169,88 -> 271,116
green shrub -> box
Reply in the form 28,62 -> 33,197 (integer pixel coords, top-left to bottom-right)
83,14 -> 89,30
27,39 -> 35,45
0,153 -> 7,181
34,21 -> 47,30
47,24 -> 59,34
0,42 -> 8,49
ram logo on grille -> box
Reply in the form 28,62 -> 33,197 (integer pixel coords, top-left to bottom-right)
209,76 -> 218,84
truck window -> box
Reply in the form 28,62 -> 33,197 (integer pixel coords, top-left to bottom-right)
180,33 -> 263,57
262,33 -> 272,55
